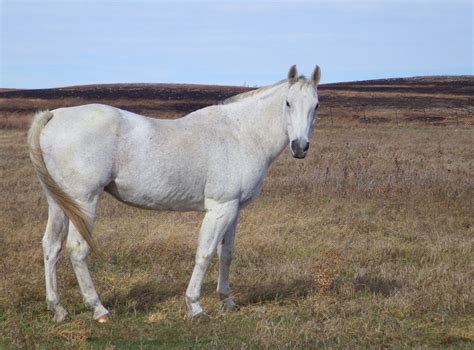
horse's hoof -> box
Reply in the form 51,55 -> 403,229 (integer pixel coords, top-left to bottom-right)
221,301 -> 240,313
221,303 -> 240,312
96,314 -> 111,324
220,297 -> 240,313
189,311 -> 209,321
53,307 -> 69,323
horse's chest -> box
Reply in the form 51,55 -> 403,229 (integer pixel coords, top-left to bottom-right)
239,167 -> 267,206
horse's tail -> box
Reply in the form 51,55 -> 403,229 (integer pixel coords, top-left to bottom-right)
28,110 -> 97,251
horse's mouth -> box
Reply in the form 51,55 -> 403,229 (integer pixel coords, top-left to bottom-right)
291,151 -> 307,159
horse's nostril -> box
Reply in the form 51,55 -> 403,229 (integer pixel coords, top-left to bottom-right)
291,140 -> 297,150
303,142 -> 309,152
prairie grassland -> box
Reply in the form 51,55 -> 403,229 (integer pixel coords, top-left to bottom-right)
0,120 -> 472,348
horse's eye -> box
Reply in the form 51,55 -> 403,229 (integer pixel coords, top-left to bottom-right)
315,103 -> 320,110
286,100 -> 291,108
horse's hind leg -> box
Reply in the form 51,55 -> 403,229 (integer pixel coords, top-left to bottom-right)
66,194 -> 109,321
43,199 -> 69,322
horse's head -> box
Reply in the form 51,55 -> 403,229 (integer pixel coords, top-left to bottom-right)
284,64 -> 321,159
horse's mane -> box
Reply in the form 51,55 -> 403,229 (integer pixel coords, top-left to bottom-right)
221,76 -> 310,105
221,79 -> 288,105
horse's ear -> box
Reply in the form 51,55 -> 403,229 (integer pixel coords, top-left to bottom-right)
311,65 -> 321,86
288,64 -> 298,84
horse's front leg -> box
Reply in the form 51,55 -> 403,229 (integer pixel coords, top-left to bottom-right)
217,213 -> 240,312
185,199 -> 239,319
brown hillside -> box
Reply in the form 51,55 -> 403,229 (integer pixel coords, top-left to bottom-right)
0,76 -> 472,129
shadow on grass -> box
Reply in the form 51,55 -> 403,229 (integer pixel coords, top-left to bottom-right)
354,273 -> 401,296
102,270 -> 402,314
235,278 -> 315,306
104,277 -> 317,312
105,280 -> 188,312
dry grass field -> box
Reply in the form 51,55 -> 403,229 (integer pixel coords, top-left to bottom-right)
0,77 -> 473,348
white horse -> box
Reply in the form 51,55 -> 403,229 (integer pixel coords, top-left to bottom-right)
28,65 -> 321,323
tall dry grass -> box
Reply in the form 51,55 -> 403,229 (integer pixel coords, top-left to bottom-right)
0,123 -> 473,348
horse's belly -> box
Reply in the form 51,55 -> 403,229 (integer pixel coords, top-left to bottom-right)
106,178 -> 206,211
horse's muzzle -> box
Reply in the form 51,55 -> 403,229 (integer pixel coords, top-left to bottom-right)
290,139 -> 309,159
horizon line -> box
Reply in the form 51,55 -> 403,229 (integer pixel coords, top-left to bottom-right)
1,74 -> 472,91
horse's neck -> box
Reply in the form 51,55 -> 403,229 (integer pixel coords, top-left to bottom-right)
230,84 -> 288,165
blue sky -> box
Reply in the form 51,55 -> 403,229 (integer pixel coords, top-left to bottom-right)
1,0 -> 472,88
